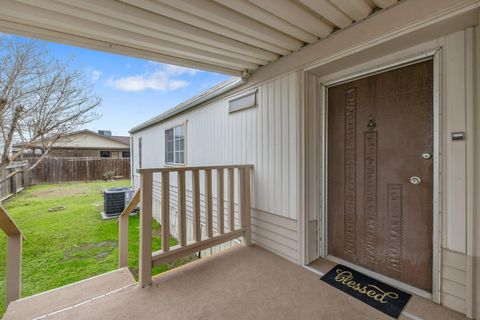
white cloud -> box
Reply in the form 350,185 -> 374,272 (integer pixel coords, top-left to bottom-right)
106,63 -> 198,92
91,70 -> 102,83
164,64 -> 198,76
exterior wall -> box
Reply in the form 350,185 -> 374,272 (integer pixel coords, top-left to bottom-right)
131,11 -> 479,317
441,28 -> 476,315
52,132 -> 129,150
132,71 -> 302,262
305,26 -> 479,315
47,149 -> 129,158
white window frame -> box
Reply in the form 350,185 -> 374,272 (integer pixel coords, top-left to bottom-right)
165,124 -> 185,165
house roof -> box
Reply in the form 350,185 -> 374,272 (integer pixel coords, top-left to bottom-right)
61,129 -> 131,147
14,129 -> 130,149
109,136 -> 131,145
0,0 -> 399,76
130,77 -> 243,133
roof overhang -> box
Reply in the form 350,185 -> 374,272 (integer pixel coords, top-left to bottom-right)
0,0 -> 401,77
130,77 -> 243,133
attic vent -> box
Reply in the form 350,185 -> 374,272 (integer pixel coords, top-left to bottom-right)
98,130 -> 112,136
228,88 -> 257,113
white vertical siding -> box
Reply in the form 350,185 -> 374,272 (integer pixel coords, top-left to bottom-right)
305,73 -> 322,262
132,71 -> 302,262
443,30 -> 468,254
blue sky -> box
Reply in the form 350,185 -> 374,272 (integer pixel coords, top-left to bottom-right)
7,34 -> 232,136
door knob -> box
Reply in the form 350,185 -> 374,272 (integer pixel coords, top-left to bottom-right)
410,176 -> 421,185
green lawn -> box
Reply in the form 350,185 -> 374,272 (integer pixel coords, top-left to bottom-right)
0,180 -> 180,315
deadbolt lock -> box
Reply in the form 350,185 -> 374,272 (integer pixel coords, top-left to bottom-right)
421,153 -> 432,160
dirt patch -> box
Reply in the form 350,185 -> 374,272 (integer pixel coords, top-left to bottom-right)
151,225 -> 163,238
31,186 -> 90,198
96,251 -> 110,260
48,206 -> 66,212
63,240 -> 117,261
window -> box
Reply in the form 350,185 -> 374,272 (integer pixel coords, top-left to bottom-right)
122,151 -> 130,158
100,151 -> 111,158
228,88 -> 257,113
165,125 -> 185,165
138,138 -> 142,168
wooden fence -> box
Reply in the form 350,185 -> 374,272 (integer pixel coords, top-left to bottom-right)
0,157 -> 130,200
27,157 -> 131,185
0,162 -> 28,201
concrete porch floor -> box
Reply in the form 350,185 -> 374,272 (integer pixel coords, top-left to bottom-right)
4,245 -> 467,320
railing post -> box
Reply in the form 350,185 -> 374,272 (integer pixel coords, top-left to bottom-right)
205,169 -> 213,238
161,172 -> 170,252
192,170 -> 201,242
177,171 -> 187,246
217,168 -> 224,234
239,168 -> 252,246
139,171 -> 153,288
6,234 -> 22,306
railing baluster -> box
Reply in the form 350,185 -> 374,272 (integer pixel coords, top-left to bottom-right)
177,171 -> 186,246
139,171 -> 153,288
192,169 -> 201,242
133,165 -> 253,278
6,234 -> 22,306
118,213 -> 129,268
119,189 -> 140,268
205,169 -> 213,238
161,171 -> 170,252
240,168 -> 252,246
217,168 -> 224,234
228,168 -> 235,231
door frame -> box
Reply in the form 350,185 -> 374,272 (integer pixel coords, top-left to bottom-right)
317,49 -> 442,302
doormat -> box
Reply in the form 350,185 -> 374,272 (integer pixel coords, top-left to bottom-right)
320,264 -> 411,319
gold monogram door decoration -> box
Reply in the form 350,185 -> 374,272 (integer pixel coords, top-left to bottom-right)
327,60 -> 434,291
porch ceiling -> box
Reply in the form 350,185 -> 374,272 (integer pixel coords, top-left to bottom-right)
0,0 -> 399,76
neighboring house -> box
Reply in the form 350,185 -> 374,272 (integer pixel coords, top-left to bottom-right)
15,129 -> 131,158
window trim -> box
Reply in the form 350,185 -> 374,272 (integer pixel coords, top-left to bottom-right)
100,150 -> 111,158
165,122 -> 187,166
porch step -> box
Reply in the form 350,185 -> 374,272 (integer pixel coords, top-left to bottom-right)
3,267 -> 135,320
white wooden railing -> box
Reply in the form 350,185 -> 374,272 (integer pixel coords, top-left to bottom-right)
119,165 -> 253,287
0,206 -> 24,306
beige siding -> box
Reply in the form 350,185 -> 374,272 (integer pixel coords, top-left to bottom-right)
48,149 -> 128,158
132,72 -> 301,262
54,132 -> 128,149
442,249 -> 468,314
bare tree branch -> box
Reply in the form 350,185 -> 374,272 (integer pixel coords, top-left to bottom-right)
0,36 -> 101,176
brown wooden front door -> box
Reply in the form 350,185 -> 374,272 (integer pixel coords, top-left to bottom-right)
327,60 -> 434,291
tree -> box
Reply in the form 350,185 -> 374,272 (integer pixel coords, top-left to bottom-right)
0,37 -> 101,179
